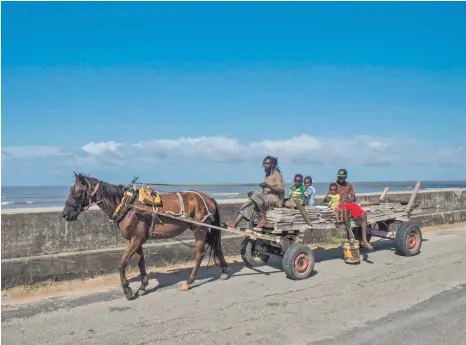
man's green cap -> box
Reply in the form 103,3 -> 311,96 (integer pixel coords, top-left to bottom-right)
337,169 -> 347,178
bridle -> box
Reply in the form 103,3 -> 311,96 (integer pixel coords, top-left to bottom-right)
66,182 -> 101,213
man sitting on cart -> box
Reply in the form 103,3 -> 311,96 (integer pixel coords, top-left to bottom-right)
225,155 -> 285,229
336,169 -> 373,250
335,168 -> 356,202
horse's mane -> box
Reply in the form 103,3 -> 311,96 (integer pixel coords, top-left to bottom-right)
77,173 -> 125,206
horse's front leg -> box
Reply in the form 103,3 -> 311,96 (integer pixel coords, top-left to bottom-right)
118,238 -> 141,300
135,246 -> 149,296
180,228 -> 206,291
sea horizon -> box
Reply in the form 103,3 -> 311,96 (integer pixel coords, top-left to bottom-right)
3,179 -> 466,189
2,180 -> 466,210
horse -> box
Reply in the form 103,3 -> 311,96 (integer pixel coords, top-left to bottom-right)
61,172 -> 229,300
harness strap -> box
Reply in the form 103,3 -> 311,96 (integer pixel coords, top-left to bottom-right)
177,192 -> 186,217
118,190 -> 215,233
160,191 -> 214,224
181,190 -> 215,223
110,190 -> 137,224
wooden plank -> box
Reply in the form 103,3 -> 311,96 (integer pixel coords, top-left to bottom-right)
379,187 -> 390,202
404,181 -> 422,216
369,229 -> 395,240
266,206 -> 336,224
273,223 -> 310,233
294,199 -> 313,228
274,222 -> 335,231
367,212 -> 406,224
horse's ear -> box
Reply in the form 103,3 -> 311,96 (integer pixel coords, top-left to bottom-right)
75,173 -> 86,185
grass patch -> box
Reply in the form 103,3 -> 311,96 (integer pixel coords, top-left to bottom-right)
325,236 -> 345,246
18,281 -> 50,295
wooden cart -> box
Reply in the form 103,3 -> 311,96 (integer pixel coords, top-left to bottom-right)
239,181 -> 423,279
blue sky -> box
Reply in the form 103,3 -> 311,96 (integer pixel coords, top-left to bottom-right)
2,1 -> 465,186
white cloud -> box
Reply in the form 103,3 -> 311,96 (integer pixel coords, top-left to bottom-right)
3,135 -> 463,167
134,136 -> 244,162
367,140 -> 390,151
132,135 -> 325,164
81,141 -> 121,155
2,134 -> 465,184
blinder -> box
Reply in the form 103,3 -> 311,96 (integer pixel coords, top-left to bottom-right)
66,182 -> 100,212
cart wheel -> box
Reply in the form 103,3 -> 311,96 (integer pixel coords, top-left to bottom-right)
395,222 -> 422,256
240,238 -> 270,268
282,244 -> 315,280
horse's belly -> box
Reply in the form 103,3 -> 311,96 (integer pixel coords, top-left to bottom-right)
151,223 -> 187,240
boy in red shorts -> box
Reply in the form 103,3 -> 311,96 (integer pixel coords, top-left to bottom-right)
340,201 -> 374,251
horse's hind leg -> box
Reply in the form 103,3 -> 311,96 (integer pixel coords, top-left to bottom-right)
215,246 -> 229,280
135,246 -> 149,297
180,228 -> 206,292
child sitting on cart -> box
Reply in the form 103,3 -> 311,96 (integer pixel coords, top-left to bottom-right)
283,174 -> 308,208
304,176 -> 316,206
323,183 -> 343,223
339,201 -> 374,250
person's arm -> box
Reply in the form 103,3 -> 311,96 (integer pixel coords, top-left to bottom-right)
309,188 -> 316,206
302,189 -> 309,205
349,183 -> 356,202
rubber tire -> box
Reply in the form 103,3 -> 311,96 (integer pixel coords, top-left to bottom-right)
282,244 -> 315,280
240,238 -> 270,268
395,222 -> 422,256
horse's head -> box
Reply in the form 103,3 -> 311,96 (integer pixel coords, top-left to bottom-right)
61,172 -> 100,221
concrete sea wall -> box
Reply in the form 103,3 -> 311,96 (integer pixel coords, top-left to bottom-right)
2,188 -> 466,288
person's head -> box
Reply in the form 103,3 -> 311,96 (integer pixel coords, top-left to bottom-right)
329,182 -> 338,195
263,155 -> 280,175
293,174 -> 304,188
337,168 -> 348,185
304,176 -> 313,188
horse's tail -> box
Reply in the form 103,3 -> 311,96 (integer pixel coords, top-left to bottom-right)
205,197 -> 223,267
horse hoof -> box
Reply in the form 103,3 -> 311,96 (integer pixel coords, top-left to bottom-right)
179,283 -> 190,291
220,273 -> 229,280
124,287 -> 134,300
136,289 -> 147,297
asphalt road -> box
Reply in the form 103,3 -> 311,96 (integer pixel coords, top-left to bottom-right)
2,225 -> 466,345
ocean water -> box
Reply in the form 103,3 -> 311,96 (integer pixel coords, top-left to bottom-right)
2,180 -> 466,210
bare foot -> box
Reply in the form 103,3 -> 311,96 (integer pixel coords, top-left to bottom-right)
179,282 -> 190,291
360,242 -> 374,251
256,219 -> 267,228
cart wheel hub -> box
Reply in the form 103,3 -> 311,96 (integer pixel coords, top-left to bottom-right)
294,253 -> 311,274
407,232 -> 418,249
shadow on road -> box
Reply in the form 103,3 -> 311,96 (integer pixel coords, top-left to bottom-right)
130,260 -> 255,295
312,239 -> 401,264
130,236 -> 427,298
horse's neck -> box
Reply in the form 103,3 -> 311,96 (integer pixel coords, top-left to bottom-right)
95,184 -> 125,218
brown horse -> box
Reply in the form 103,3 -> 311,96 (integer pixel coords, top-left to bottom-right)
61,173 -> 229,300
